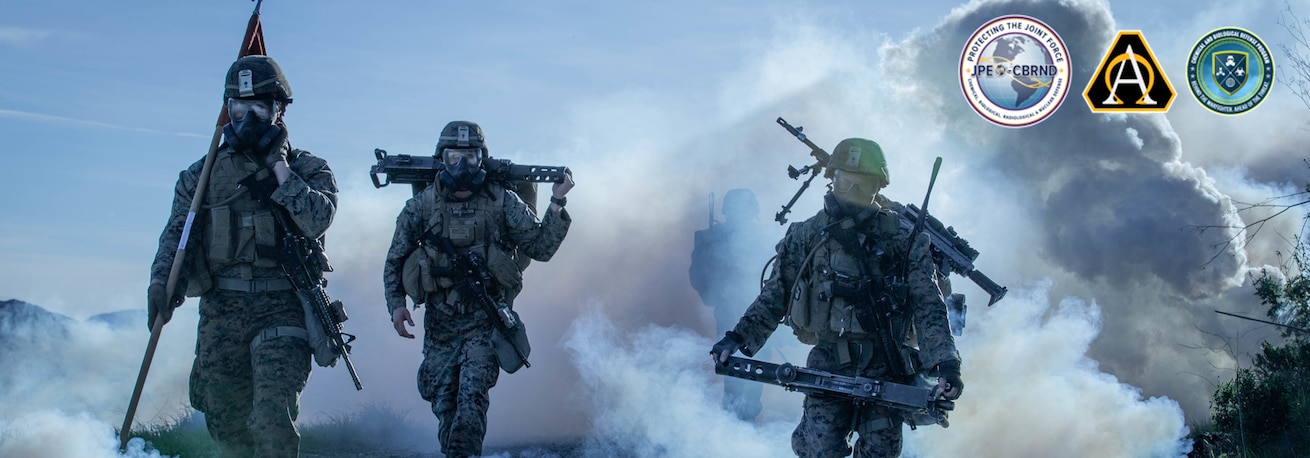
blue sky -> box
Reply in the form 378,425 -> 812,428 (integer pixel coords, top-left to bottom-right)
2,0 -> 1309,453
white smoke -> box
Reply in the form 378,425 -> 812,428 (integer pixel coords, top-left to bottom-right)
904,281 -> 1190,458
0,302 -> 193,457
295,0 -> 1307,450
0,411 -> 168,458
562,304 -> 797,458
563,282 -> 1191,458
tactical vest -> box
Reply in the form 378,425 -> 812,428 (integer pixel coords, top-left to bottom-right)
202,150 -> 285,280
403,182 -> 524,307
786,207 -> 906,345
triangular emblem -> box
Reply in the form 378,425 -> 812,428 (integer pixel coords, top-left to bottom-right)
1083,30 -> 1175,112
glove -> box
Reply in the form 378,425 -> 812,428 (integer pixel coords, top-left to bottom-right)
711,331 -> 745,365
146,283 -> 173,331
263,139 -> 288,169
935,360 -> 964,400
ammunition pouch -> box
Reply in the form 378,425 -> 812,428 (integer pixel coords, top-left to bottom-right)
207,205 -> 281,269
482,243 -> 523,302
401,244 -> 454,305
401,242 -> 522,306
787,279 -> 817,344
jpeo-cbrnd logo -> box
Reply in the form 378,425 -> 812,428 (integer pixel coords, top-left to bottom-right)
958,15 -> 1071,128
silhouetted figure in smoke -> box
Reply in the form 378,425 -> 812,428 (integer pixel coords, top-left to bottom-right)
690,188 -> 776,421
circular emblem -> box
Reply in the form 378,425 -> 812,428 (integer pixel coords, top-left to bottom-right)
958,15 -> 1071,128
1187,27 -> 1275,115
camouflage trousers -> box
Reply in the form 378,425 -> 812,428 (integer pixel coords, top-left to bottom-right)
418,306 -> 500,458
190,289 -> 312,458
792,341 -> 902,458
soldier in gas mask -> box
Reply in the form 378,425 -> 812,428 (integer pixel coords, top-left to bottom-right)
711,138 -> 962,457
148,55 -> 338,457
382,120 -> 574,458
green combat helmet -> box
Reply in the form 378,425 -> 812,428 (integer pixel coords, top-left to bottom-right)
826,137 -> 889,185
224,55 -> 292,102
435,120 -> 488,158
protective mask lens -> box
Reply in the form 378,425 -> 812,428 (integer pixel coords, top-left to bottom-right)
228,98 -> 276,121
834,171 -> 883,200
443,148 -> 481,167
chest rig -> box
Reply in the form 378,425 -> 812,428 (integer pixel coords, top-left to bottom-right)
203,150 -> 283,280
412,183 -> 524,310
787,199 -> 907,345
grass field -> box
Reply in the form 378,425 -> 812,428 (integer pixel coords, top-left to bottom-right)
126,403 -> 587,457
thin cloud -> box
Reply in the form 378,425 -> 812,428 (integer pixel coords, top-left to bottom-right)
0,108 -> 206,139
0,26 -> 52,46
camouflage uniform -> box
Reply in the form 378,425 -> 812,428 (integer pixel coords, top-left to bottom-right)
151,139 -> 337,457
383,180 -> 570,458
729,193 -> 960,457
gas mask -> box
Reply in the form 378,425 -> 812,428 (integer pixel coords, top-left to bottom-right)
222,97 -> 284,155
437,148 -> 487,192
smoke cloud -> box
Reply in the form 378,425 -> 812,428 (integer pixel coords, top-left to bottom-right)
563,283 -> 1191,458
299,0 -> 1309,451
0,301 -> 194,457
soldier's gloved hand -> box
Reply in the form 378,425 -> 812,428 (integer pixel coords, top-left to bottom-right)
147,283 -> 173,331
711,331 -> 744,365
934,360 -> 964,400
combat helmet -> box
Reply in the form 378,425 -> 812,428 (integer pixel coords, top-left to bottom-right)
223,55 -> 292,102
721,188 -> 759,221
825,137 -> 889,185
435,120 -> 488,158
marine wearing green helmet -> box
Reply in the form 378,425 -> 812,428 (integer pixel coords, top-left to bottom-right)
826,137 -> 889,182
827,137 -> 889,207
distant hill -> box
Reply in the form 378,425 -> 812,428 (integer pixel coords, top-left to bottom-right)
0,299 -> 144,355
88,309 -> 145,329
0,299 -> 73,349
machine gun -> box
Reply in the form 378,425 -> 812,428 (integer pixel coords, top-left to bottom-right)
369,148 -> 569,196
240,172 -> 363,390
425,231 -> 532,372
774,117 -> 831,224
881,200 -> 1007,306
774,117 -> 1007,306
716,356 -> 953,427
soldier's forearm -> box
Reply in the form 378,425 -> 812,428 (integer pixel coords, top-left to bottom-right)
272,172 -> 337,238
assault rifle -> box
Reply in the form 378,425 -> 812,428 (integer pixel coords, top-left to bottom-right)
370,148 -> 569,196
240,172 -> 362,390
425,232 -> 532,371
716,356 -> 953,427
882,200 -> 1008,306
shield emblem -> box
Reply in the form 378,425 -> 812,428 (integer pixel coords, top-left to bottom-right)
1211,51 -> 1248,95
